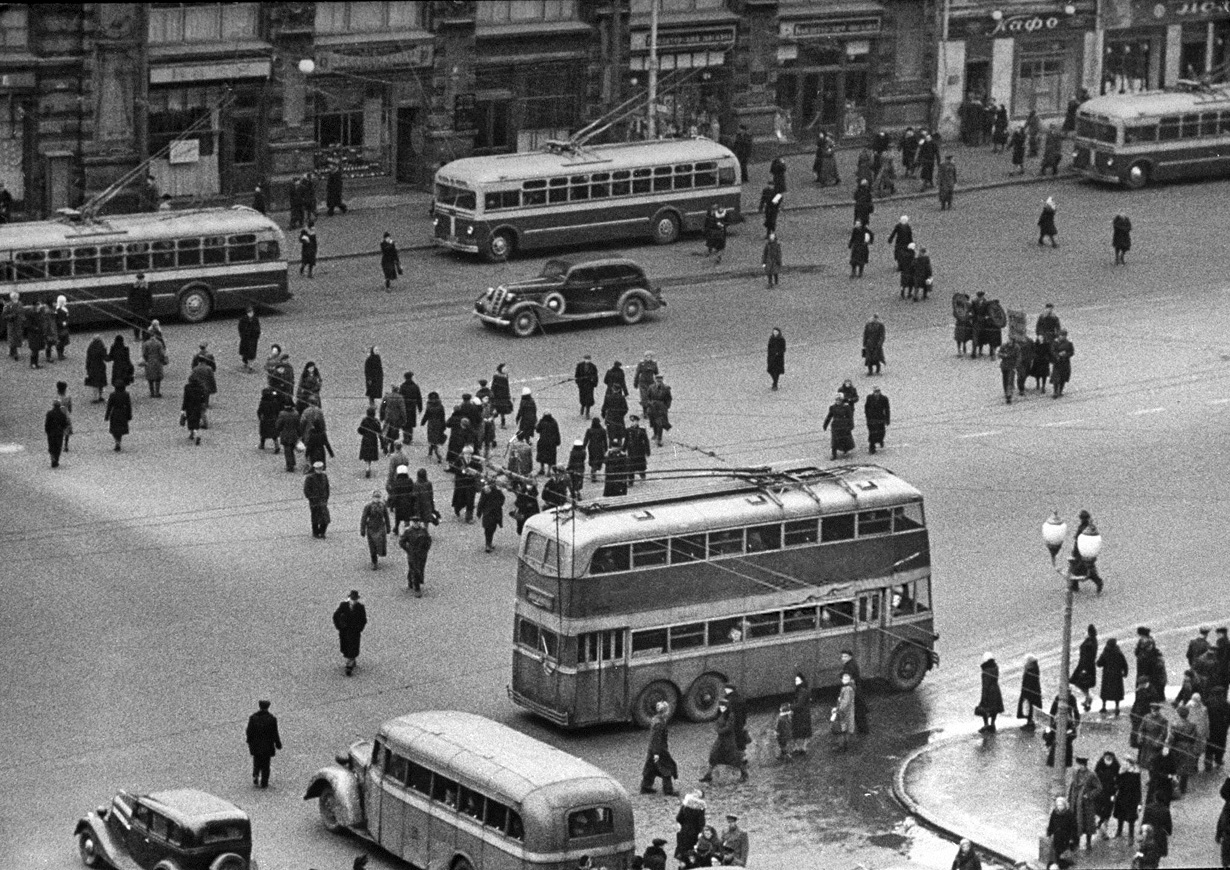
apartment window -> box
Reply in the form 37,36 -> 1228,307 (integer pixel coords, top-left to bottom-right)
478,0 -> 578,24
0,6 -> 28,50
148,3 -> 258,44
315,1 -> 424,33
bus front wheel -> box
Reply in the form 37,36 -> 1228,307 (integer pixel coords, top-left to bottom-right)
682,673 -> 726,722
886,644 -> 928,692
651,212 -> 680,245
178,286 -> 213,323
484,231 -> 514,262
1125,162 -> 1150,190
632,680 -> 679,728
451,857 -> 475,870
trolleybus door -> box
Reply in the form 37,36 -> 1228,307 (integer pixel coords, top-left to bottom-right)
853,589 -> 885,675
575,628 -> 628,724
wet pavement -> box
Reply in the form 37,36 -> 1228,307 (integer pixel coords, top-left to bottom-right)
899,688 -> 1229,869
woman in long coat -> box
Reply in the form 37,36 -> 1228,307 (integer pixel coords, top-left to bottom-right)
1028,336 -> 1051,392
106,335 -> 134,388
491,363 -> 513,426
833,673 -> 857,750
421,391 -> 447,463
141,332 -> 168,397
1093,751 -> 1119,835
257,387 -> 282,450
1112,213 -> 1132,265
103,382 -> 132,451
790,672 -> 813,752
822,393 -> 855,460
1038,197 -> 1059,247
1112,758 -> 1142,840
767,328 -> 785,390
364,346 -> 384,407
359,491 -> 390,569
181,376 -> 207,445
379,232 -> 401,290
978,652 -> 1004,732
357,407 -> 382,477
535,412 -> 561,475
297,361 -> 323,412
237,306 -> 261,369
1017,653 -> 1043,730
702,703 -> 742,779
85,336 -> 109,402
848,221 -> 870,278
1097,636 -> 1130,715
1071,624 -> 1098,712
583,418 -> 607,481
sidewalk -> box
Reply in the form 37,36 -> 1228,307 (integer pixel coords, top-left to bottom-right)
266,140 -> 1077,262
895,696 -> 1228,869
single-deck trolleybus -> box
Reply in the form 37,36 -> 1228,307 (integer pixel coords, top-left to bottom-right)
0,206 -> 289,325
432,138 -> 742,262
1073,81 -> 1230,188
509,463 -> 939,729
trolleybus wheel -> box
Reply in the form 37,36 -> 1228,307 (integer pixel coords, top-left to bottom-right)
682,673 -> 726,722
886,644 -> 928,692
632,681 -> 679,729
177,285 -> 213,323
484,231 -> 514,263
651,212 -> 680,245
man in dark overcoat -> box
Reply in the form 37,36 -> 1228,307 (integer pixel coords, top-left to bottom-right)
862,314 -> 885,375
823,393 -> 855,460
603,447 -> 629,497
325,162 -> 347,216
639,700 -> 677,795
864,387 -> 889,455
127,273 -> 152,341
643,374 -> 673,446
45,399 -> 70,468
625,416 -> 651,484
332,590 -> 367,675
574,354 -> 599,417
304,461 -> 331,538
245,700 -> 282,788
399,521 -> 432,597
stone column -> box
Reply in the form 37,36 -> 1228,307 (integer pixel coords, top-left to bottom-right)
82,3 -> 144,212
267,2 -> 318,208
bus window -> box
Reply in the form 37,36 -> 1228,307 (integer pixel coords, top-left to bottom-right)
590,544 -> 629,574
859,594 -> 880,624
694,161 -> 717,187
590,172 -> 610,198
580,629 -> 625,662
822,514 -> 855,542
707,528 -> 743,557
652,166 -> 672,192
386,752 -> 409,784
708,617 -> 744,645
783,519 -> 818,546
631,628 -> 667,657
610,170 -> 631,196
631,168 -> 651,194
151,241 -> 175,269
670,622 -> 706,650
1158,116 -> 1181,141
432,775 -> 459,808
746,523 -> 782,552
522,179 -> 547,206
1201,112 -> 1220,136
548,177 -> 569,204
126,242 -> 149,272
783,606 -> 817,633
1181,113 -> 1200,138
1221,112 -> 1230,134
0,258 -> 11,282
673,164 -> 693,189
177,238 -> 202,267
1124,124 -> 1156,144
718,166 -> 736,185
857,509 -> 893,537
459,787 -> 484,820
15,251 -> 45,280
99,245 -> 124,274
507,811 -> 524,841
484,799 -> 508,832
893,502 -> 925,531
569,176 -> 590,201
406,761 -> 432,795
485,190 -> 520,210
632,539 -> 668,567
746,611 -> 781,638
568,807 -> 613,838
820,601 -> 854,628
256,239 -> 279,261
73,247 -> 97,276
46,249 -> 71,278
671,534 -> 705,563
203,237 -> 226,265
517,618 -> 558,658
228,234 -> 256,262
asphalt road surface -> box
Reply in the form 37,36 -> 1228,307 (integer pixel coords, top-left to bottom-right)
3,176 -> 1230,870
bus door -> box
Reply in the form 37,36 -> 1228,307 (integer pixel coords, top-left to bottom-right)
576,628 -> 628,724
853,589 -> 885,675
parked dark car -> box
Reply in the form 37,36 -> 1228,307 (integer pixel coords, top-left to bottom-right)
474,256 -> 665,337
75,788 -> 258,870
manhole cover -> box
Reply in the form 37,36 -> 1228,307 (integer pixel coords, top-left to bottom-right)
0,443 -> 26,454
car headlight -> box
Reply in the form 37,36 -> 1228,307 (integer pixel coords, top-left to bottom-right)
432,218 -> 439,227
506,293 -> 517,303
466,226 -> 475,236
1105,157 -> 1114,167
485,287 -> 494,299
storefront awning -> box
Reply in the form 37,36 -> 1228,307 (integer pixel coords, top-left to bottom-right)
150,59 -> 271,85
630,52 -> 726,71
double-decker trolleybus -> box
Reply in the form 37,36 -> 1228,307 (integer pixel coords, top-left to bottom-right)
509,463 -> 939,729
0,206 -> 289,325
1073,80 -> 1230,188
432,138 -> 742,263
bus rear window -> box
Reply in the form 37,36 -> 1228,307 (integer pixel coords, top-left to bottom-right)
200,822 -> 247,845
568,807 -> 613,838
516,617 -> 558,658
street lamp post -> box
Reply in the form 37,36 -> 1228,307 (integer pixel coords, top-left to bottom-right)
1041,512 -> 1103,797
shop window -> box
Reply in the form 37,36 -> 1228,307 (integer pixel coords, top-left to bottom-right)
475,100 -> 512,154
315,1 -> 424,33
478,1 -> 578,24
1017,51 -> 1067,115
893,2 -> 927,81
148,3 -> 258,44
1103,39 -> 1153,94
1180,30 -> 1208,79
0,6 -> 28,50
316,111 -> 364,149
148,104 -> 216,160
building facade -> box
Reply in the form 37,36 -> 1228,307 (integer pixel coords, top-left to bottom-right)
0,1 -> 1226,217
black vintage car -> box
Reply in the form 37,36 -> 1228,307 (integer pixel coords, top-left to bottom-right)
75,788 -> 258,870
474,256 -> 665,338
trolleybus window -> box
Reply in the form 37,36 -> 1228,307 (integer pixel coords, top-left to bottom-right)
1125,123 -> 1156,143
670,622 -> 706,650
229,234 -> 256,262
709,616 -> 745,645
631,627 -> 666,657
126,242 -> 149,271
708,528 -> 743,557
522,179 -> 547,206
746,523 -> 781,552
549,177 -> 568,203
746,611 -> 781,637
1159,116 -> 1181,140
177,238 -> 201,266
406,760 -> 432,795
632,539 -> 667,567
858,509 -> 893,537
671,534 -> 706,563
152,240 -> 175,269
47,249 -> 70,277
568,807 -> 614,839
99,244 -> 124,273
652,166 -> 672,192
820,601 -> 855,627
591,172 -> 610,198
673,164 -> 693,189
695,161 -> 718,186
632,168 -> 651,194
822,513 -> 855,541
783,518 -> 818,545
16,251 -> 44,280
386,751 -> 409,784
74,247 -> 97,276
484,799 -> 507,831
610,170 -> 630,195
893,503 -> 925,531
459,786 -> 484,820
783,606 -> 818,633
579,629 -> 624,663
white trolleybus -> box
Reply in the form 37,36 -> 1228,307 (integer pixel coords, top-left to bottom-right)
432,138 -> 743,262
0,206 -> 289,325
508,463 -> 939,729
1073,80 -> 1230,188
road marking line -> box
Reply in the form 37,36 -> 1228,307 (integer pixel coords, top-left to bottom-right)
1042,420 -> 1081,427
1132,407 -> 1165,415
1209,398 -> 1230,405
1142,295 -> 1181,303
959,430 -> 1001,439
1070,303 -> 1112,311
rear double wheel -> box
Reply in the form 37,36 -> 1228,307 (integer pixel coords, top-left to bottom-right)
632,680 -> 679,728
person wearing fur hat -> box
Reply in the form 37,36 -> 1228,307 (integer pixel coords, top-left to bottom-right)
977,652 -> 1004,733
675,790 -> 706,859
1038,197 -> 1059,247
